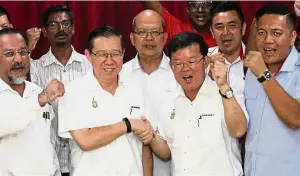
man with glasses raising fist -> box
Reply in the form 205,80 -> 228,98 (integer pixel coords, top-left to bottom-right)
30,5 -> 91,176
149,32 -> 248,176
142,1 -> 219,47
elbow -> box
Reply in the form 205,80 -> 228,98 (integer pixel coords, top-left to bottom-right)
286,121 -> 300,130
158,153 -> 171,162
74,138 -> 95,151
231,126 -> 247,138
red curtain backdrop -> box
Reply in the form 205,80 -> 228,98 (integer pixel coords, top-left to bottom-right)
0,1 -> 296,62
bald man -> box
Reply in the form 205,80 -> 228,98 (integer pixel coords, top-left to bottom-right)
120,10 -> 179,176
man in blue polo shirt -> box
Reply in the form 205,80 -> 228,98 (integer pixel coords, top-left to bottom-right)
244,3 -> 300,176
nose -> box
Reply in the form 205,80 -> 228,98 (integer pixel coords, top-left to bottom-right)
145,32 -> 154,40
222,26 -> 230,35
264,33 -> 274,44
57,23 -> 64,32
104,55 -> 115,64
197,6 -> 205,12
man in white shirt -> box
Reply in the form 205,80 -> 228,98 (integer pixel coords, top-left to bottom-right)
208,2 -> 246,94
150,32 -> 248,176
120,10 -> 178,176
30,5 -> 91,176
0,28 -> 64,176
58,25 -> 153,176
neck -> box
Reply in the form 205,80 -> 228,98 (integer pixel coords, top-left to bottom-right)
10,83 -> 25,97
192,24 -> 211,34
184,87 -> 200,102
223,45 -> 242,64
268,62 -> 284,74
138,53 -> 163,75
51,44 -> 73,66
94,71 -> 118,95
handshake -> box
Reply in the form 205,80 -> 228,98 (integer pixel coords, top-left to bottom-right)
127,117 -> 155,145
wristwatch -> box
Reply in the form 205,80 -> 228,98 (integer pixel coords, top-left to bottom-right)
257,69 -> 272,83
219,87 -> 234,99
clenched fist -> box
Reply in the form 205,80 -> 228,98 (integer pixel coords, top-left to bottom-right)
38,79 -> 65,106
244,51 -> 267,78
211,60 -> 229,90
26,27 -> 41,52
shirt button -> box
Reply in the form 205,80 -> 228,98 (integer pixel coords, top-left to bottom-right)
63,69 -> 66,72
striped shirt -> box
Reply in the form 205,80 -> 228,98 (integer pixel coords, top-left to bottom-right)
30,46 -> 91,173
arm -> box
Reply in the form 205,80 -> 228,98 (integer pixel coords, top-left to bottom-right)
211,61 -> 247,137
149,135 -> 171,161
70,121 -> 127,151
142,145 -> 153,176
141,1 -> 163,15
262,77 -> 300,129
26,27 -> 41,52
220,85 -> 247,137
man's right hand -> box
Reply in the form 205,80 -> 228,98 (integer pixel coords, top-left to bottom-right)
38,79 -> 65,106
130,117 -> 154,145
26,27 -> 42,52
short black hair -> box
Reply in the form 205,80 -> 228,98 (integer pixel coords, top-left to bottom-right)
0,28 -> 28,46
42,4 -> 74,27
210,2 -> 244,24
87,25 -> 125,52
167,32 -> 208,59
0,6 -> 10,22
256,3 -> 296,31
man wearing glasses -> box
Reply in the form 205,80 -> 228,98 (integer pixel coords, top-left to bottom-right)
149,32 -> 248,176
142,1 -> 219,47
58,25 -> 153,176
121,9 -> 179,176
0,28 -> 64,176
30,5 -> 91,176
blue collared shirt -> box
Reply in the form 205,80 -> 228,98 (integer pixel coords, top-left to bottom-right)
244,47 -> 300,176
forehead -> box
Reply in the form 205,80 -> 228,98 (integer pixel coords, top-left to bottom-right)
212,10 -> 241,24
135,15 -> 163,29
0,33 -> 26,50
92,36 -> 122,51
257,14 -> 288,30
172,44 -> 202,60
48,11 -> 70,22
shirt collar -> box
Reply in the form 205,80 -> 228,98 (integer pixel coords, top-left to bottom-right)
0,79 -> 38,97
42,45 -> 84,67
132,52 -> 171,72
280,46 -> 300,72
86,69 -> 124,92
177,76 -> 218,100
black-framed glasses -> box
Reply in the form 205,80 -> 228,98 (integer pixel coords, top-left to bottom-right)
188,1 -> 212,10
2,48 -> 30,58
46,20 -> 72,29
91,51 -> 123,60
133,30 -> 164,38
170,56 -> 204,72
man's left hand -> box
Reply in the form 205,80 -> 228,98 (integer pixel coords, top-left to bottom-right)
211,60 -> 229,90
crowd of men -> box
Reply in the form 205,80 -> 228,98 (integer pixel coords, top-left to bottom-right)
0,1 -> 299,176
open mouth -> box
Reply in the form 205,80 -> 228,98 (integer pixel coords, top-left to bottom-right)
263,48 -> 276,57
103,68 -> 115,72
222,39 -> 233,47
183,75 -> 193,83
144,44 -> 156,49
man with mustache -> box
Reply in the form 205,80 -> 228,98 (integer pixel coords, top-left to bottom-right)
142,1 -> 218,47
30,5 -> 91,176
0,28 -> 64,175
121,9 -> 178,176
244,3 -> 300,176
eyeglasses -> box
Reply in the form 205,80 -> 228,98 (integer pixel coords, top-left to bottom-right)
91,51 -> 123,60
2,48 -> 30,58
133,30 -> 164,38
46,20 -> 72,29
170,57 -> 204,72
188,1 -> 212,10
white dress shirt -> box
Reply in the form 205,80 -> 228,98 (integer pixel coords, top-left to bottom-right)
58,70 -> 146,176
157,77 -> 248,176
0,79 -> 58,176
120,53 -> 179,176
30,46 -> 91,173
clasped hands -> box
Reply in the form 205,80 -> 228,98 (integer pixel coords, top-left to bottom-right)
130,117 -> 155,145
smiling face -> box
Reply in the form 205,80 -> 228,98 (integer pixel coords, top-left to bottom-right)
130,10 -> 167,59
186,1 -> 212,29
256,14 -> 296,65
211,10 -> 245,55
85,36 -> 124,84
0,33 -> 29,85
170,43 -> 205,99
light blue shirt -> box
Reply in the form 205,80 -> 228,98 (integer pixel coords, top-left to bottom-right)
244,47 -> 300,176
